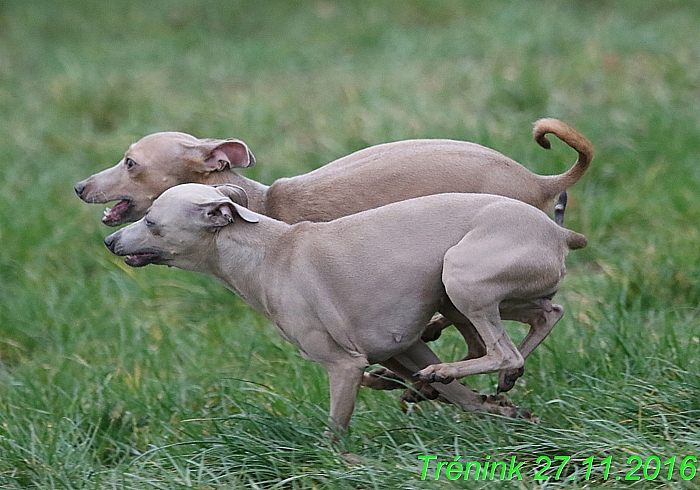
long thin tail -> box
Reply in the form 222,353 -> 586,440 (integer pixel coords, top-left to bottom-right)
534,118 -> 594,192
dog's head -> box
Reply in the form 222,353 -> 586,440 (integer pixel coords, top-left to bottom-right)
104,183 -> 259,271
75,132 -> 255,226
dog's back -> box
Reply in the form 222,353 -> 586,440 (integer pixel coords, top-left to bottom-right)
266,119 -> 592,225
267,141 -> 551,224
305,192 -> 584,255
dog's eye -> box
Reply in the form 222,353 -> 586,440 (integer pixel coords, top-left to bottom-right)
124,158 -> 138,170
144,217 -> 162,236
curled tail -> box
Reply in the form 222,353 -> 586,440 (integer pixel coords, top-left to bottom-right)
534,118 -> 594,192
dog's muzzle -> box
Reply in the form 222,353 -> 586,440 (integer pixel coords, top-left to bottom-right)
104,233 -> 118,254
104,233 -> 162,268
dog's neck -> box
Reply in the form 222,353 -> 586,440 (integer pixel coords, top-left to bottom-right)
211,217 -> 290,319
198,170 -> 270,216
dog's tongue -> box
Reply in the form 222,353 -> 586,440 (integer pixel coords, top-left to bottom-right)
102,200 -> 131,224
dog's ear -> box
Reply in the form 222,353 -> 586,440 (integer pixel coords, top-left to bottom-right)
231,202 -> 260,223
202,196 -> 260,228
213,184 -> 249,208
199,139 -> 256,171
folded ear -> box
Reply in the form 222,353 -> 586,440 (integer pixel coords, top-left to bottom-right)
231,202 -> 260,223
199,139 -> 256,171
213,184 -> 249,208
202,199 -> 260,228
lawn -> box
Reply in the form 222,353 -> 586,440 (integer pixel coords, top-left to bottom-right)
1,0 -> 700,488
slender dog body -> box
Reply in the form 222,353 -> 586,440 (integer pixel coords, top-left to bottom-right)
75,119 -> 592,227
105,184 -> 586,430
264,133 -> 589,225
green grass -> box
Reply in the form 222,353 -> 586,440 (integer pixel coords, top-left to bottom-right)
2,0 -> 700,487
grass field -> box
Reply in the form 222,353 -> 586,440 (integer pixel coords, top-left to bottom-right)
2,0 -> 700,488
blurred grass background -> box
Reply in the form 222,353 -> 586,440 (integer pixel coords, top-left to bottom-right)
1,0 -> 700,488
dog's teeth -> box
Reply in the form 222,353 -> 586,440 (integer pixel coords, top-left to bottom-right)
104,207 -> 112,216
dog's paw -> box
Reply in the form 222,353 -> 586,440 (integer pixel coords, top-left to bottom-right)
362,368 -> 405,391
497,366 -> 525,393
413,364 -> 456,384
480,393 -> 524,419
399,382 -> 439,404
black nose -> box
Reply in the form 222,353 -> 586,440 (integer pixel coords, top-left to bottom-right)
104,234 -> 116,252
74,182 -> 86,197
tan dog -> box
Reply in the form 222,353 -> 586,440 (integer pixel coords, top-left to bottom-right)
105,183 -> 586,430
76,120 -> 592,393
75,119 -> 591,227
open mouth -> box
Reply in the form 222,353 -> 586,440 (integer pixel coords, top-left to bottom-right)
124,252 -> 160,268
102,199 -> 134,226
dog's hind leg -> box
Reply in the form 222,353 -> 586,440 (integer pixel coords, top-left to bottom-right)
415,221 -> 566,385
394,340 -> 519,417
420,293 -> 564,394
554,191 -> 568,226
415,237 -> 545,383
415,307 -> 524,384
496,299 -> 565,392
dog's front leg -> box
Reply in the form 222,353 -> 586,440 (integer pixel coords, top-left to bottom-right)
324,360 -> 366,433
